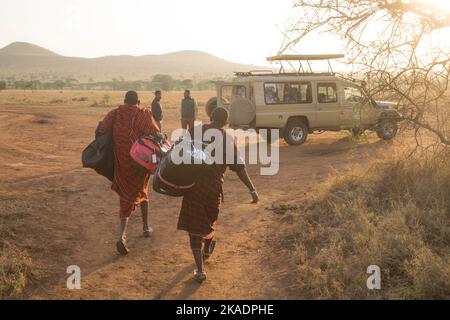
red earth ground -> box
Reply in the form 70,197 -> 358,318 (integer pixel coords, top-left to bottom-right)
0,90 -> 405,299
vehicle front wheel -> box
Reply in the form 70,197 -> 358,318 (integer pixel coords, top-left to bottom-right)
376,119 -> 398,140
283,120 -> 308,145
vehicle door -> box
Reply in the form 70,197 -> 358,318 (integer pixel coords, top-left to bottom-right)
341,85 -> 373,128
314,82 -> 341,129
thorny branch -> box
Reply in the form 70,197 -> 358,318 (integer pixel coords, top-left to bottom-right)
282,0 -> 450,147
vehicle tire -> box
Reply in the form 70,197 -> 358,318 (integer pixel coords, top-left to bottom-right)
283,119 -> 308,145
205,97 -> 218,118
376,119 -> 398,140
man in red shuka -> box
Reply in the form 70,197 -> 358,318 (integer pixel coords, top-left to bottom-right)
98,91 -> 160,255
177,107 -> 259,283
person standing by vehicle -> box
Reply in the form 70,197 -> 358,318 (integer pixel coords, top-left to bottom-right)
177,107 -> 259,283
98,91 -> 160,255
180,89 -> 197,130
151,90 -> 163,131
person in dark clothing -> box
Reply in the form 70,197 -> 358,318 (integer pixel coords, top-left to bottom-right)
181,89 -> 197,130
177,107 -> 259,283
151,90 -> 163,130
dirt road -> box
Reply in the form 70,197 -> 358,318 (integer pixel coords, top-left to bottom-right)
0,94 -> 400,299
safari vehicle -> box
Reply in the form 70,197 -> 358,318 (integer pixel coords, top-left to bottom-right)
205,55 -> 402,145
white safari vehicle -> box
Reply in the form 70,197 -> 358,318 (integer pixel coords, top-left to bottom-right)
205,55 -> 401,145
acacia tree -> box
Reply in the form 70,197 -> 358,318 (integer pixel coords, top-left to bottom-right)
282,0 -> 450,147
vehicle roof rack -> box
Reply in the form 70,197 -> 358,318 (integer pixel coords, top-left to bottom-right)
234,70 -> 274,77
234,71 -> 335,78
267,54 -> 345,62
267,54 -> 345,75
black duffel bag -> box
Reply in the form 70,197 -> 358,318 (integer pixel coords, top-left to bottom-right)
153,139 -> 211,197
81,109 -> 117,181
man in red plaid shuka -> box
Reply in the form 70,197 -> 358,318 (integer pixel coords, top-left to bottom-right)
177,107 -> 259,283
98,91 -> 160,255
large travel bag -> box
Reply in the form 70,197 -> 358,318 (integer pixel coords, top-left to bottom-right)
81,109 -> 118,181
152,139 -> 211,197
130,133 -> 171,174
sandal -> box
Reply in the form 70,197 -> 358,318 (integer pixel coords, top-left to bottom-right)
203,240 -> 216,260
193,270 -> 207,283
143,227 -> 153,238
116,240 -> 130,255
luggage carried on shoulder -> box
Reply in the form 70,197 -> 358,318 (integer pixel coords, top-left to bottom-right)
152,139 -> 212,197
130,133 -> 171,174
83,108 -> 169,181
81,109 -> 118,181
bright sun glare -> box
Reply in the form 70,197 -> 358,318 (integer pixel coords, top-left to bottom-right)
425,0 -> 450,11
414,1 -> 450,50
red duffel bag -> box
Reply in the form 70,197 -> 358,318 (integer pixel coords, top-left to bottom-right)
130,133 -> 171,174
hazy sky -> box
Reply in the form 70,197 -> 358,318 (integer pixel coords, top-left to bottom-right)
1,0 -> 448,66
0,0 -> 343,66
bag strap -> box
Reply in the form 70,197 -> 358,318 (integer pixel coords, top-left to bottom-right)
138,138 -> 162,156
157,170 -> 195,190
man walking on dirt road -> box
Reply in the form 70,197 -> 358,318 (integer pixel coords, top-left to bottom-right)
98,91 -> 160,255
177,107 -> 259,283
151,90 -> 163,131
180,89 -> 197,130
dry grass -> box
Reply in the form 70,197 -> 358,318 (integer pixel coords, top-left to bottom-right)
0,241 -> 33,299
0,89 -> 215,109
0,90 -> 215,125
278,151 -> 450,299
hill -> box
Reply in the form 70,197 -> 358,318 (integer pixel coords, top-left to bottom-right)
0,42 -> 59,57
0,42 -> 262,82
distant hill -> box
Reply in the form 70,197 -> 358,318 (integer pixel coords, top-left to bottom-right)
0,42 -> 59,57
0,42 -> 263,82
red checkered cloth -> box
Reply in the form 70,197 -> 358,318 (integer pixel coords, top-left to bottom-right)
98,105 -> 159,218
177,124 -> 244,238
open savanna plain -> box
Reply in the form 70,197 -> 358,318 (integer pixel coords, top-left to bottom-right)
0,89 -> 447,300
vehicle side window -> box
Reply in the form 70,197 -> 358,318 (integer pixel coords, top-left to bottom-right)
264,82 -> 312,105
344,86 -> 364,103
317,83 -> 338,103
236,86 -> 246,98
221,85 -> 246,105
